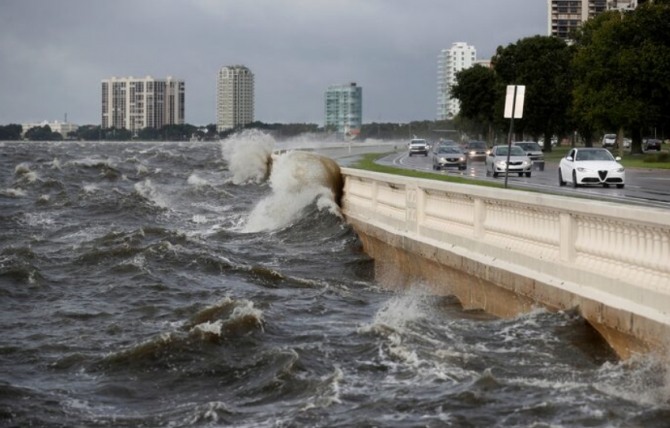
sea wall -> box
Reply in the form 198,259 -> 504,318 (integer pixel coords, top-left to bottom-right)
340,167 -> 670,359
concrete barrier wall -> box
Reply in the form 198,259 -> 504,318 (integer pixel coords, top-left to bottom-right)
340,167 -> 670,358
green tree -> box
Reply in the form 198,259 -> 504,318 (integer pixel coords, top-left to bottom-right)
451,64 -> 497,144
572,4 -> 670,154
0,124 -> 23,140
492,36 -> 574,152
137,127 -> 161,141
25,125 -> 62,141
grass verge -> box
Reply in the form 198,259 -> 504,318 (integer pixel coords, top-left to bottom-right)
348,153 -> 505,188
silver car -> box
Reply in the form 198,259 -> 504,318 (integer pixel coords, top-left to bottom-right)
432,145 -> 467,170
485,145 -> 532,178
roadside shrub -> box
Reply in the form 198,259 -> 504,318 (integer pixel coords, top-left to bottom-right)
643,152 -> 670,163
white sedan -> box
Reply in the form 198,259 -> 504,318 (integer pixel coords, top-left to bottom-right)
558,148 -> 625,189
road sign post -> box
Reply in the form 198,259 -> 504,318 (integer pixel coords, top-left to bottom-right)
503,85 -> 525,188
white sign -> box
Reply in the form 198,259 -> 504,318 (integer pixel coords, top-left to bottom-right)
504,85 -> 525,119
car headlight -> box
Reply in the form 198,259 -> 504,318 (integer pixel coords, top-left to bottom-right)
439,157 -> 446,162
495,160 -> 507,167
459,157 -> 465,162
616,167 -> 624,173
521,160 -> 530,166
576,167 -> 591,173
469,150 -> 476,156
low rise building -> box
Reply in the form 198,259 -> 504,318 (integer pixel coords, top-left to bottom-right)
21,120 -> 79,138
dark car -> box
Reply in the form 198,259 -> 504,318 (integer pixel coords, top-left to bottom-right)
463,141 -> 490,161
643,138 -> 662,152
432,145 -> 467,170
512,141 -> 545,170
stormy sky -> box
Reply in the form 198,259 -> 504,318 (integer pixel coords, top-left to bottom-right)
0,0 -> 546,126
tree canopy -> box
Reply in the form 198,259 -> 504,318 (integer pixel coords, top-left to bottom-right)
572,4 -> 670,152
492,35 -> 574,151
450,65 -> 497,143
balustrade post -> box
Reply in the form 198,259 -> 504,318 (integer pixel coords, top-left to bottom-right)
559,212 -> 576,262
474,198 -> 485,239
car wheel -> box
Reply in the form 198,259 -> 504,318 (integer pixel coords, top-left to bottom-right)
525,172 -> 531,177
572,171 -> 579,188
459,166 -> 466,171
617,184 -> 625,189
492,170 -> 499,178
558,168 -> 566,186
518,172 -> 523,177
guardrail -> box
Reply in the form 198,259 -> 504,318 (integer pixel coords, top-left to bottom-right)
340,167 -> 670,358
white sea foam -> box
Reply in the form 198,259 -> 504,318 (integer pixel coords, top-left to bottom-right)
595,354 -> 670,406
242,150 -> 342,232
187,173 -> 209,187
191,214 -> 209,224
1,188 -> 26,197
221,129 -> 275,185
68,157 -> 114,168
191,320 -> 223,336
134,179 -> 169,208
82,183 -> 99,193
14,163 -> 38,183
230,300 -> 264,326
14,162 -> 32,175
373,291 -> 430,331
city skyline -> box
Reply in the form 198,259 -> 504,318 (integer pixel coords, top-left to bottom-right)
0,0 -> 546,126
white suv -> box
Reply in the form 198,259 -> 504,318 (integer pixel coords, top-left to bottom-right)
601,134 -> 617,148
408,139 -> 428,156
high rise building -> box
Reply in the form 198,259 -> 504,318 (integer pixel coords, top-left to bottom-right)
437,42 -> 477,121
547,0 -> 646,40
324,82 -> 362,140
101,76 -> 184,131
217,65 -> 254,132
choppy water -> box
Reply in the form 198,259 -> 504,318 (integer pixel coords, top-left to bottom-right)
1,132 -> 670,427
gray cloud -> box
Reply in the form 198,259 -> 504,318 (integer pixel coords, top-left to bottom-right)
0,0 -> 546,126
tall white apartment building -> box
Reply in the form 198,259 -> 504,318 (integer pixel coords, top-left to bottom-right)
101,76 -> 185,131
547,0 -> 646,39
217,65 -> 254,132
437,42 -> 477,121
324,82 -> 362,139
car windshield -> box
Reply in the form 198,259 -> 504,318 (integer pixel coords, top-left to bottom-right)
468,142 -> 487,149
495,146 -> 525,156
410,140 -> 426,146
438,147 -> 461,154
515,142 -> 541,151
575,149 -> 614,161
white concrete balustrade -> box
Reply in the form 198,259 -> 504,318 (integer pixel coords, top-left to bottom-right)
341,168 -> 670,357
